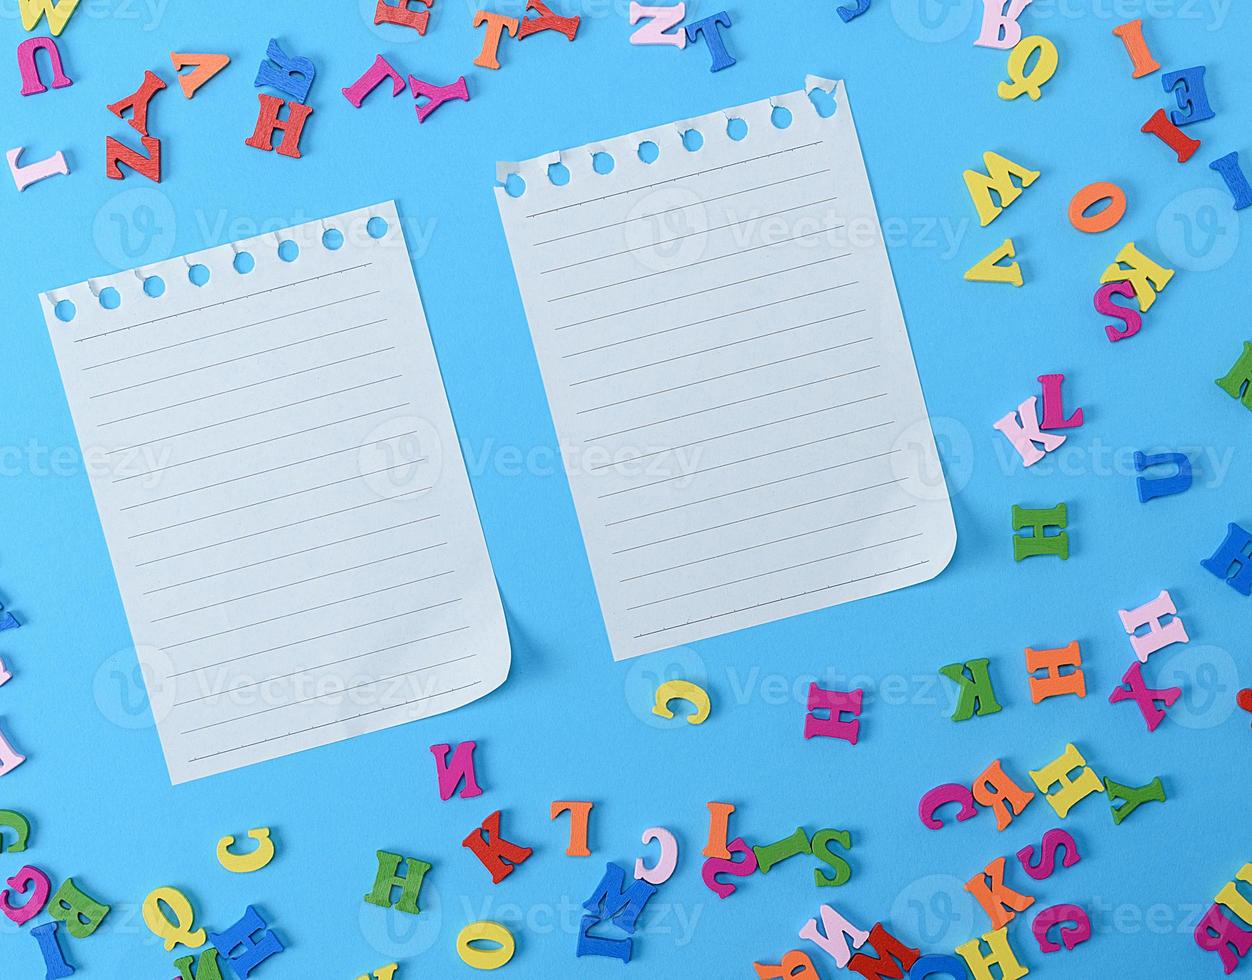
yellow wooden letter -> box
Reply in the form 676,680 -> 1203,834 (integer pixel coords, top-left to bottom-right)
965,239 -> 1023,286
963,152 -> 1040,226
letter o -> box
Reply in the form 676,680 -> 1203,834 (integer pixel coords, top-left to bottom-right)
1068,182 -> 1127,234
457,920 -> 516,970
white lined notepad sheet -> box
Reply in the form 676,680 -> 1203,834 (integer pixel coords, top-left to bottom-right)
41,202 -> 509,783
496,78 -> 956,661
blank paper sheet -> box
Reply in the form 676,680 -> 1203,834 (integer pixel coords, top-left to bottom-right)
42,201 -> 509,783
496,78 -> 956,661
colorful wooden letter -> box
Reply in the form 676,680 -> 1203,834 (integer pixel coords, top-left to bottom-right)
1029,743 -> 1103,819
652,679 -> 711,724
473,12 -> 519,70
1142,108 -> 1201,163
686,11 -> 735,71
964,239 -> 1023,286
1068,181 -> 1126,234
1216,342 -> 1252,409
375,0 -> 433,34
1210,152 -> 1252,210
1134,451 -> 1192,503
1109,662 -> 1180,732
1111,18 -> 1158,77
1163,66 -> 1214,125
1119,590 -> 1188,662
341,55 -> 405,108
998,35 -> 1058,101
245,95 -> 313,158
1013,504 -> 1069,561
965,857 -> 1035,929
995,398 -> 1064,466
1094,280 -> 1142,342
1025,642 -> 1085,703
430,741 -> 483,800
457,921 -> 516,970
803,684 -> 862,744
1100,243 -> 1174,312
939,659 -> 1002,721
17,36 -> 71,95
462,811 -> 532,884
974,0 -> 1033,49
7,146 -> 69,191
363,851 -> 431,915
964,151 -> 1039,225
1202,523 -> 1252,595
254,38 -> 315,102
629,2 -> 686,47
170,52 -> 230,98
551,801 -> 593,857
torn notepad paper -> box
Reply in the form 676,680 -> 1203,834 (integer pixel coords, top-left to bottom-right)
41,202 -> 509,783
495,77 -> 956,661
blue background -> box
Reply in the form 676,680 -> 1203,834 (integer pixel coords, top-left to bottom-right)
2,0 -> 1250,976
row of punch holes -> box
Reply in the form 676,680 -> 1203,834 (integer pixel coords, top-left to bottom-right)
502,86 -> 838,198
52,215 -> 392,323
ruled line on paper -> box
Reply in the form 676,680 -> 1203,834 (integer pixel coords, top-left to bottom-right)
626,533 -> 925,610
127,463 -> 430,538
547,230 -> 849,302
75,263 -> 372,342
609,478 -> 908,555
119,435 -> 423,511
619,506 -> 917,582
46,203 -> 510,779
496,83 -> 956,659
91,319 -> 390,398
525,142 -> 823,219
604,451 -> 901,525
134,496 -> 434,564
113,404 -> 409,485
108,376 -> 405,454
175,638 -> 474,705
586,371 -> 880,441
181,657 -> 481,736
541,197 -> 841,274
97,348 -> 396,426
169,600 -> 465,676
587,399 -> 890,474
143,517 -> 438,594
83,291 -> 383,369
557,255 -> 850,330
596,423 -> 898,499
186,680 -> 483,762
632,562 -> 932,640
150,550 -> 455,620
533,170 -> 832,246
569,325 -> 868,389
563,286 -> 858,358
162,577 -> 461,650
